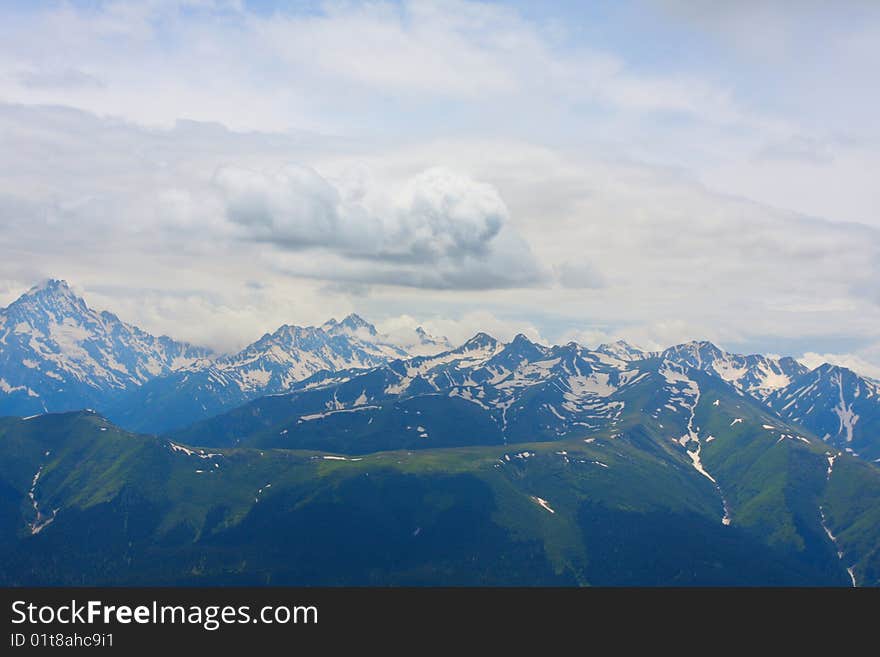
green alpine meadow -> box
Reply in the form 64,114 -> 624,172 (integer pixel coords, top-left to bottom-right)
1,371 -> 876,585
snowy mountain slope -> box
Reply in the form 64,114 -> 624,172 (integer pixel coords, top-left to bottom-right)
658,341 -> 880,461
173,334 -> 754,461
320,315 -> 451,357
660,340 -> 808,399
0,279 -> 449,430
103,314 -> 439,433
215,315 -> 410,390
291,332 -> 644,443
0,280 -> 210,416
175,335 -> 845,554
766,364 -> 880,461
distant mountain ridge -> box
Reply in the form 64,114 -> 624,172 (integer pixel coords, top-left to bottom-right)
0,279 -> 878,461
0,280 -> 450,430
175,332 -> 880,464
103,312 -> 435,433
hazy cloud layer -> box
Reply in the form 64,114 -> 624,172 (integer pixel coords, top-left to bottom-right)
0,1 -> 879,375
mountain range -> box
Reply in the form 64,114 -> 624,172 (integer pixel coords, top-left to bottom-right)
0,279 -> 879,585
2,280 -> 877,460
0,280 -> 450,432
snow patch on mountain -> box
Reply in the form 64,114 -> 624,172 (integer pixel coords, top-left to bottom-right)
530,496 -> 555,514
831,371 -> 859,442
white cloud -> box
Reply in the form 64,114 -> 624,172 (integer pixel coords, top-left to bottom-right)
217,164 -> 510,261
16,67 -> 105,90
798,352 -> 880,381
216,164 -> 355,250
214,163 -> 545,288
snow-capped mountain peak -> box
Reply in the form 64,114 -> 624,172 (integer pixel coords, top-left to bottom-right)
460,332 -> 499,351
595,339 -> 649,362
324,313 -> 378,337
101,313 -> 451,432
415,326 -> 450,348
10,279 -> 87,317
660,341 -> 807,398
209,319 -> 409,392
491,334 -> 548,368
0,280 -> 211,416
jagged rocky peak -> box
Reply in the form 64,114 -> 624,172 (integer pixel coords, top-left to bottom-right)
0,278 -> 212,417
415,325 -> 451,346
663,339 -> 724,361
500,333 -> 546,360
461,332 -> 499,351
802,362 -> 878,394
553,340 -> 585,358
29,278 -> 76,296
812,362 -> 849,377
9,278 -> 88,317
328,313 -> 378,336
247,323 -> 319,349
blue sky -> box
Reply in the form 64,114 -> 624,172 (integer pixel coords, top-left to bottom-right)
0,0 -> 878,376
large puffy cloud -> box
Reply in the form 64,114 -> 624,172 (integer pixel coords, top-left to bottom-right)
215,165 -> 508,262
216,165 -> 354,251
213,163 -> 545,288
391,168 -> 507,261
